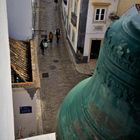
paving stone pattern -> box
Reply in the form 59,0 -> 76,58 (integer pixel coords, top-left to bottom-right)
37,0 -> 87,134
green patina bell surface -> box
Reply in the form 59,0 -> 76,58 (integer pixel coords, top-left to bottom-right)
56,14 -> 140,140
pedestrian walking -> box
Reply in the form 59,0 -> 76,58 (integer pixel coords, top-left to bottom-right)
40,41 -> 45,55
40,36 -> 48,55
49,32 -> 54,43
55,28 -> 61,43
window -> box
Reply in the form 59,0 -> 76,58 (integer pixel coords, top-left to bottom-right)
94,8 -> 106,21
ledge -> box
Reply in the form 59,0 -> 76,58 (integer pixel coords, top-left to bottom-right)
92,2 -> 111,6
20,133 -> 56,140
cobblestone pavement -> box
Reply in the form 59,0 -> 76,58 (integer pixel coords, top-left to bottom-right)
37,0 -> 88,134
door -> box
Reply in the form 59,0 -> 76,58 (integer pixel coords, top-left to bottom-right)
90,40 -> 101,59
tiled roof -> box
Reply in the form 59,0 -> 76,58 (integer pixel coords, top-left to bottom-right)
10,38 -> 32,83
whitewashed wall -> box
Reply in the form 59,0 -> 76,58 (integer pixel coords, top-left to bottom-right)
66,0 -> 81,53
0,0 -> 15,139
84,0 -> 119,60
62,1 -> 68,29
6,0 -> 32,41
13,88 -> 37,139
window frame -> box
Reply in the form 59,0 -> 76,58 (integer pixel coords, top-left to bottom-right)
92,2 -> 110,23
94,7 -> 107,22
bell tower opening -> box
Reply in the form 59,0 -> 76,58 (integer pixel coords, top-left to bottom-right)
90,40 -> 101,59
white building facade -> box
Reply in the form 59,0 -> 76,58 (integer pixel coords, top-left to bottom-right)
62,0 -> 119,63
6,0 -> 33,41
84,0 -> 119,62
13,88 -> 40,139
0,0 -> 15,139
62,0 -> 68,30
62,0 -> 81,61
6,0 -> 41,138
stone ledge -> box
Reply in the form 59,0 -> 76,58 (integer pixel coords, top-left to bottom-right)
20,133 -> 56,140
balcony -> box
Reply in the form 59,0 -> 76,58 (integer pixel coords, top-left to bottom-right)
71,12 -> 77,27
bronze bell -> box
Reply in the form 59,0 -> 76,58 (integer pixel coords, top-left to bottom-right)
57,14 -> 140,140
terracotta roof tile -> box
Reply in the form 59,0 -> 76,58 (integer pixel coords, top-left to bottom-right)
10,38 -> 32,83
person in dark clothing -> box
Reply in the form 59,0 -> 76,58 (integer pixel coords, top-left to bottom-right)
40,42 -> 45,55
55,28 -> 61,43
40,36 -> 48,55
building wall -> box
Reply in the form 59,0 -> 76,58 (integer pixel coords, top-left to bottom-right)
32,0 -> 37,34
13,88 -> 38,139
84,0 -> 119,61
73,0 -> 81,53
77,0 -> 89,55
6,0 -> 32,41
63,0 -> 81,53
0,0 -> 15,139
117,0 -> 140,16
62,0 -> 120,63
61,0 -> 68,33
62,0 -> 68,29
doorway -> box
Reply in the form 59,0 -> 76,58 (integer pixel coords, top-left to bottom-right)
90,40 -> 101,59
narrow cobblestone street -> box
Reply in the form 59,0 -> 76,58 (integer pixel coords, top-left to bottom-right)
37,0 -> 87,134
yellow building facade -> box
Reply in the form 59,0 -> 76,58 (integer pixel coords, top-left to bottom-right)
117,0 -> 140,16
